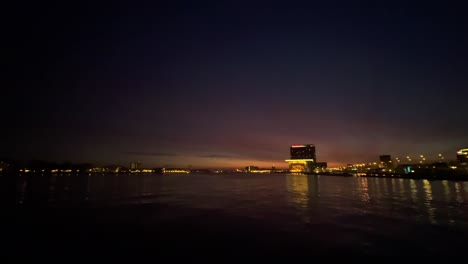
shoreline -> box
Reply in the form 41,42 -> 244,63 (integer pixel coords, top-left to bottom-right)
307,172 -> 468,181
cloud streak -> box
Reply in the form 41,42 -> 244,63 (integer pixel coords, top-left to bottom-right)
198,154 -> 238,159
124,151 -> 178,157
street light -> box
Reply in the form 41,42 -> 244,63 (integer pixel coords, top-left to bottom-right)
406,156 -> 412,163
438,153 -> 444,161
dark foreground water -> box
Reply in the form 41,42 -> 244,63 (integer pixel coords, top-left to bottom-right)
6,173 -> 468,259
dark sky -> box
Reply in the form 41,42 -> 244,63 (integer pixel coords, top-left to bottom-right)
6,1 -> 468,168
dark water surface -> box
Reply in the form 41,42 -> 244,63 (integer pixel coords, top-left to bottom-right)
7,173 -> 468,259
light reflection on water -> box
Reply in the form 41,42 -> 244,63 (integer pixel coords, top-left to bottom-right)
12,172 -> 468,256
16,173 -> 468,227
286,173 -> 310,209
281,174 -> 468,227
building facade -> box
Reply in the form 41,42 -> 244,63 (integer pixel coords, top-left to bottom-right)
130,161 -> 142,170
290,144 -> 316,160
286,144 -> 326,173
457,149 -> 468,165
379,155 -> 392,168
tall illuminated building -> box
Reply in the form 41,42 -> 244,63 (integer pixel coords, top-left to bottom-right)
285,144 -> 326,173
290,144 -> 316,160
457,148 -> 468,165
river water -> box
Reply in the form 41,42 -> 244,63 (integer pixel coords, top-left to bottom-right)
9,173 -> 468,258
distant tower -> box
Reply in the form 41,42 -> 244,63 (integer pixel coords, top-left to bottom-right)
130,161 -> 142,170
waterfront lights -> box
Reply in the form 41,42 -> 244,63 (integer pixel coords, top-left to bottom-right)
285,159 -> 315,162
457,149 -> 468,155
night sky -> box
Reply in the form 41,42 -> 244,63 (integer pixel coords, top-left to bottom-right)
7,1 -> 468,168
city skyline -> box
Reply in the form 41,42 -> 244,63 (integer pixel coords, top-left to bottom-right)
6,1 -> 468,168
2,145 -> 466,169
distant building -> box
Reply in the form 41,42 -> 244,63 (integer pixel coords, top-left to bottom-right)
285,144 -> 326,173
130,161 -> 142,170
313,162 -> 328,172
457,149 -> 468,165
0,161 -> 9,172
379,155 -> 392,168
245,166 -> 259,172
